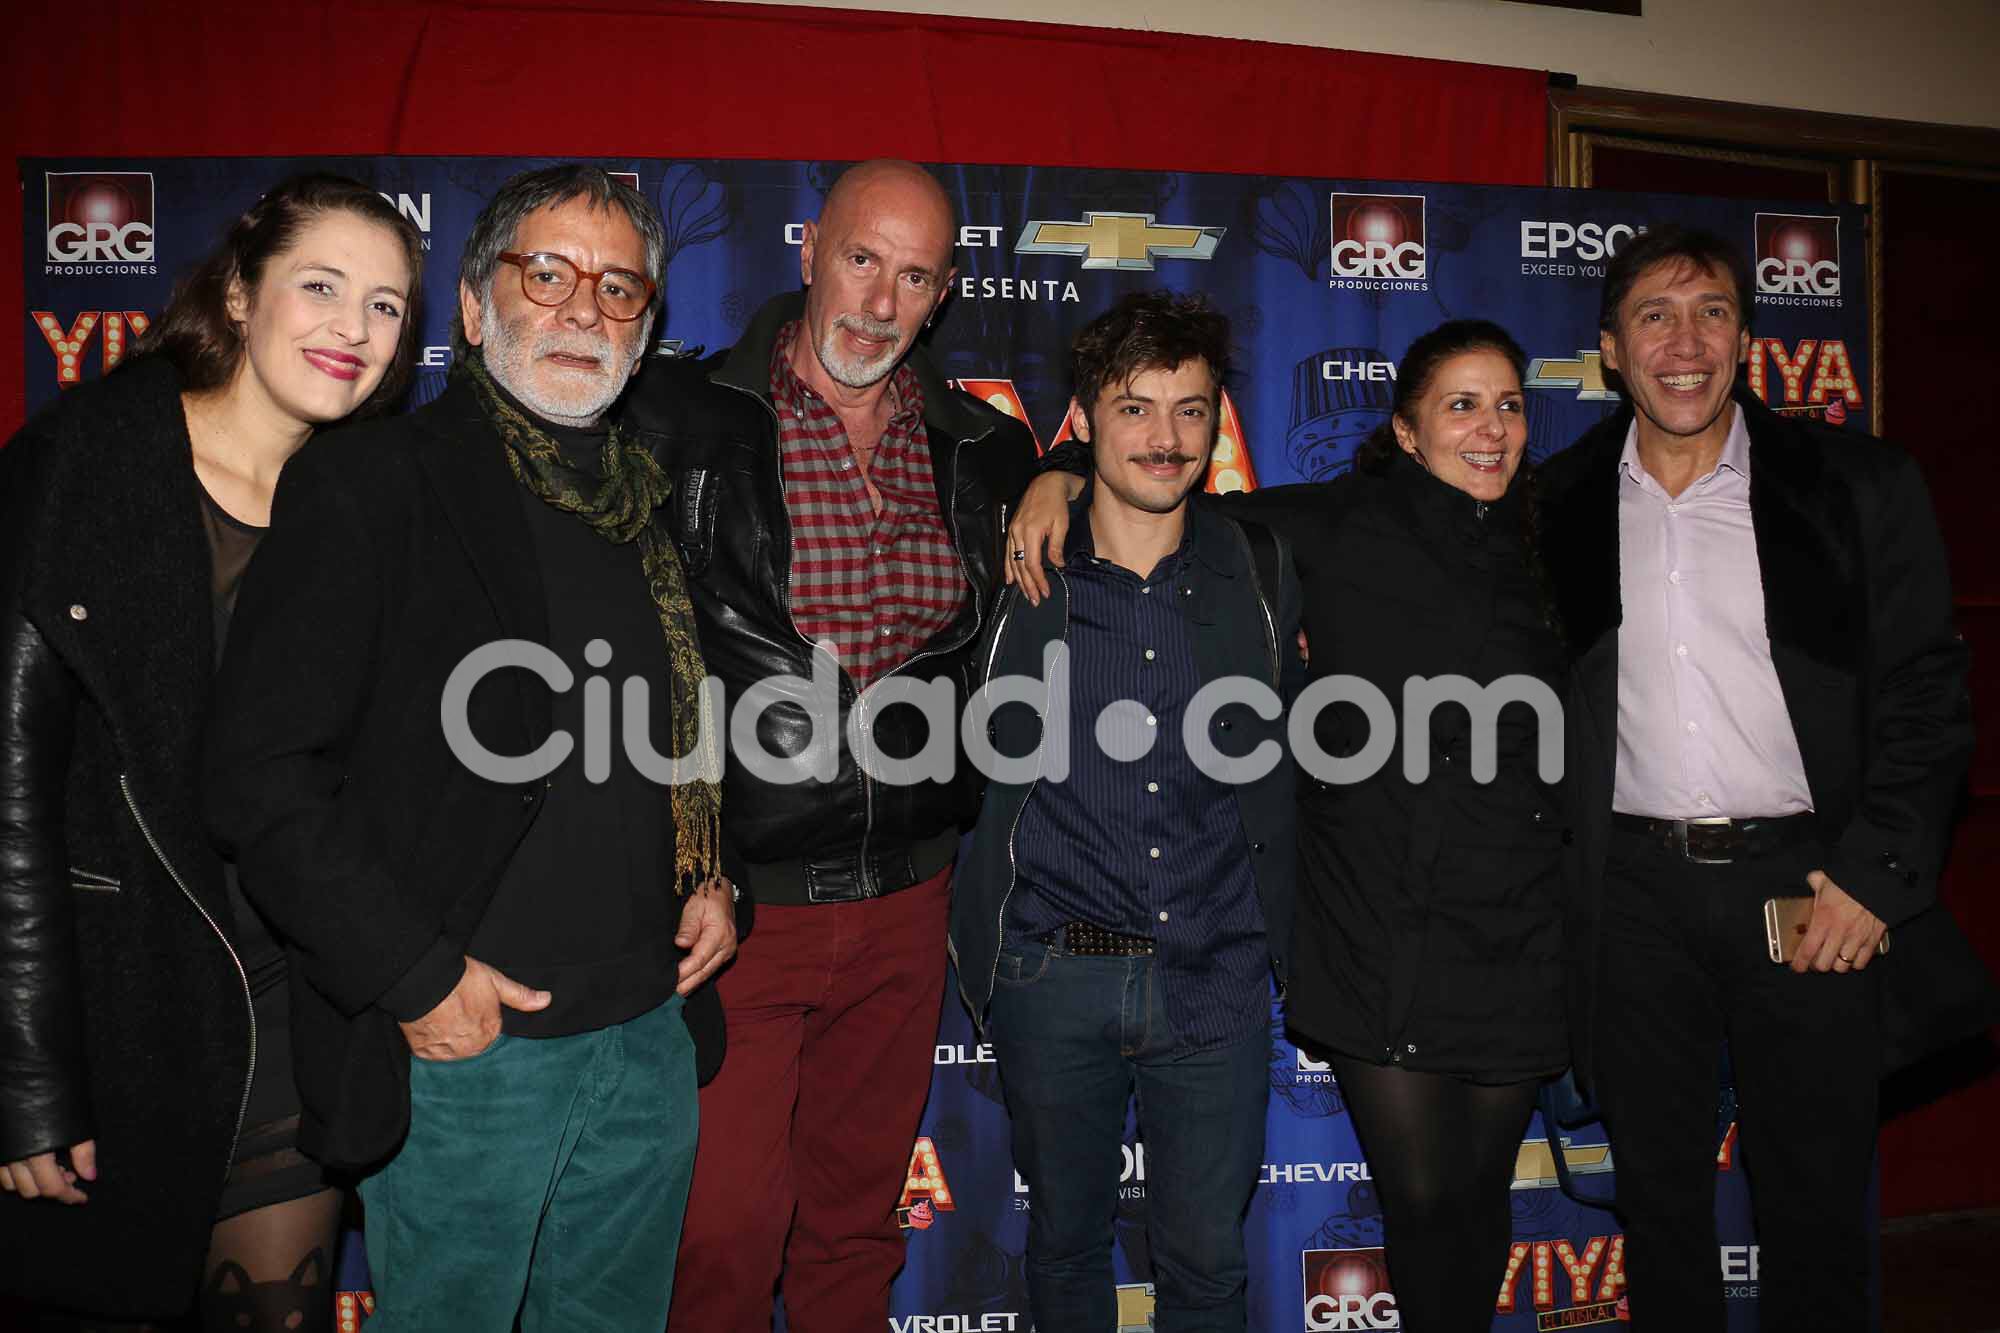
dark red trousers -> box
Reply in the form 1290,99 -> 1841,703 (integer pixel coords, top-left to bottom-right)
667,867 -> 950,1333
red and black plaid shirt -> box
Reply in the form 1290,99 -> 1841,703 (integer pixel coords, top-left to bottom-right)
770,322 -> 966,688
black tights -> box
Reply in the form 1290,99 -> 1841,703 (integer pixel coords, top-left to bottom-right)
38,1187 -> 342,1333
1329,1053 -> 1541,1333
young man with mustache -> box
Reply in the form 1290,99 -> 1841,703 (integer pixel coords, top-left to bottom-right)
948,291 -> 1303,1331
1539,225 -> 1987,1331
618,159 -> 1037,1331
206,166 -> 737,1328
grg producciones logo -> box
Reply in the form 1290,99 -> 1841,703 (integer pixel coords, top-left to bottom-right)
1327,193 -> 1426,291
1303,1247 -> 1399,1330
45,172 -> 158,276
1753,213 -> 1841,308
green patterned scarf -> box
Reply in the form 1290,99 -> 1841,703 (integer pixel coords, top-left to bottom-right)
467,353 -> 721,893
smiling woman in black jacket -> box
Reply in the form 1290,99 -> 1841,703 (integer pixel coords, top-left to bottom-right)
1008,319 -> 1567,1332
0,175 -> 420,1330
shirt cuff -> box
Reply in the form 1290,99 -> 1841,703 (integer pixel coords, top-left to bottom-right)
376,939 -> 465,1023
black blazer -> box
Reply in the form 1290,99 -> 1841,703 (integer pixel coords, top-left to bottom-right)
204,375 -> 729,1172
1540,389 -> 1992,1082
0,357 -> 253,1316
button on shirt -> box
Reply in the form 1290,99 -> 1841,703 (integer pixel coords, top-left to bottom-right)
1612,407 -> 1814,819
769,323 -> 966,689
1007,518 -> 1269,1052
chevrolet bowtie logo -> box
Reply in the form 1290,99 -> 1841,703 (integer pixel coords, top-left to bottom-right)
1525,351 -> 1621,402
1513,1137 -> 1616,1190
1015,212 -> 1225,270
1115,1283 -> 1156,1332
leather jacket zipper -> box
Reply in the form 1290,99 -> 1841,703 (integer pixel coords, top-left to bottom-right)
120,773 -> 254,1186
716,382 -> 817,656
717,377 -> 995,891
972,573 -> 1066,1019
720,381 -> 875,889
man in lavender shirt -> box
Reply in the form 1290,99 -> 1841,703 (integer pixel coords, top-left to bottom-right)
1538,224 -> 1987,1331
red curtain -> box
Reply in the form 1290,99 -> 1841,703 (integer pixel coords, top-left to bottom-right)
1874,166 -> 2000,1219
0,0 -> 1546,431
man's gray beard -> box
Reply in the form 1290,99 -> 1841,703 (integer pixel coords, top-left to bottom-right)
479,303 -> 643,427
815,316 -> 904,390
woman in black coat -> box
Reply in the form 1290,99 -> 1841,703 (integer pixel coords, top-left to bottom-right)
1008,319 -> 1567,1331
0,175 -> 421,1330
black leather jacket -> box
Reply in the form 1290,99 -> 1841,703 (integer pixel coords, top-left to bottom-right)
619,293 -> 1038,901
1,358 -> 253,1315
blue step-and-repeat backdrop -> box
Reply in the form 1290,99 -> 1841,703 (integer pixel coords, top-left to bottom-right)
22,156 -> 1871,1332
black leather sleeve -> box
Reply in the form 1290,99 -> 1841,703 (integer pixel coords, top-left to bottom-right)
1037,438 -> 1091,477
0,611 -> 93,1162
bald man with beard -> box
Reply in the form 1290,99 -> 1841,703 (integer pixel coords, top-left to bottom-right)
621,160 -> 1036,1330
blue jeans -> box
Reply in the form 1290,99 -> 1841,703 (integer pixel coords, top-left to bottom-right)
358,994 -> 697,1332
987,939 -> 1268,1333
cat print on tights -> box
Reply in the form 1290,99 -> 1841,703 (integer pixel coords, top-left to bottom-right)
205,1248 -> 326,1332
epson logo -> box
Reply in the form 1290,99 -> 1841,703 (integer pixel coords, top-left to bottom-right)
889,1316 -> 1020,1333
46,172 -> 156,267
1519,220 -> 1638,262
1720,1244 -> 1761,1282
1328,194 -> 1426,282
1015,1142 -> 1145,1193
1305,1294 -> 1399,1331
1755,214 -> 1841,299
1321,360 -> 1396,383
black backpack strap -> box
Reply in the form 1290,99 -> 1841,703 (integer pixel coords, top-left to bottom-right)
1226,514 -> 1286,684
1232,516 -> 1283,624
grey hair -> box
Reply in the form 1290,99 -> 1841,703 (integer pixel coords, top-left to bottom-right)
451,163 -> 667,365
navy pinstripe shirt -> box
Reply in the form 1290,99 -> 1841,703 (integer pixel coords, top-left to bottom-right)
1006,514 -> 1270,1052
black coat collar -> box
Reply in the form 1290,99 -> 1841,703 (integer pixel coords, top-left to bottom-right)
411,375 -> 553,673
1382,446 -> 1528,550
1061,478 -> 1245,583
1544,388 -> 1858,671
7,355 -> 217,889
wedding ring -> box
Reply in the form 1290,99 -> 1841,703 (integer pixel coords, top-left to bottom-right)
1012,549 -> 1027,560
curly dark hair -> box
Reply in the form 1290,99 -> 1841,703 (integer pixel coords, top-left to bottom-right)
1070,289 -> 1232,419
136,172 -> 424,416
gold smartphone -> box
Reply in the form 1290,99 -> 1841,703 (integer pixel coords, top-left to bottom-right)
1763,896 -> 1891,964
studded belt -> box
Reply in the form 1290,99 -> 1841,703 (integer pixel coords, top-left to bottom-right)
1060,921 -> 1156,957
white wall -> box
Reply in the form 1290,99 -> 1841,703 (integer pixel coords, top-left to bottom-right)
732,0 -> 2000,132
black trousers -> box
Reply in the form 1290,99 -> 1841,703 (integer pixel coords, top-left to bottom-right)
1592,824 -> 1880,1332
